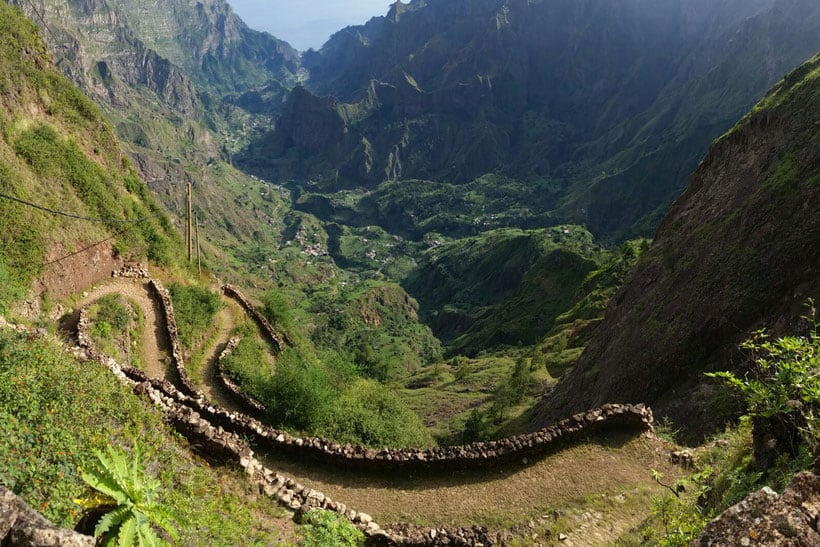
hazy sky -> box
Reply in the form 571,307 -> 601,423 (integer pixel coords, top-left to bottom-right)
227,0 -> 391,51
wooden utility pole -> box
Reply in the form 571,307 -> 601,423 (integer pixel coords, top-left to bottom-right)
195,212 -> 201,277
186,183 -> 193,262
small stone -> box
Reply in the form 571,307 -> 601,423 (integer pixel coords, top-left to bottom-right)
357,512 -> 372,525
559,533 -> 568,541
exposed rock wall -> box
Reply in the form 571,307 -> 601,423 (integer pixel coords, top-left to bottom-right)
696,472 -> 820,546
0,487 -> 94,546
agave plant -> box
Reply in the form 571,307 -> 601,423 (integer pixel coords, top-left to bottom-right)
74,445 -> 179,546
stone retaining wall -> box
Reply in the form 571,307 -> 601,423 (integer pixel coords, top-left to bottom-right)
146,278 -> 200,398
217,336 -> 268,415
222,284 -> 288,351
71,271 -> 656,545
96,272 -> 656,470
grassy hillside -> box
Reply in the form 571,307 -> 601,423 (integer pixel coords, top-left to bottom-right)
0,3 -> 182,311
0,323 -> 292,543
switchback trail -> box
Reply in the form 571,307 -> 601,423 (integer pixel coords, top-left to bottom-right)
76,279 -> 167,380
194,299 -> 245,414
68,278 -> 682,544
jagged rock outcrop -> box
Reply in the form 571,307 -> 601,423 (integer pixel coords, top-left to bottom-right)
0,487 -> 94,546
535,54 -> 820,440
695,472 -> 820,546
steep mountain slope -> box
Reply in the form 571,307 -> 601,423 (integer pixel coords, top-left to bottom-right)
106,0 -> 299,95
534,54 -> 820,439
0,2 -> 181,309
404,226 -> 602,354
7,0 -> 305,288
245,0 -> 820,241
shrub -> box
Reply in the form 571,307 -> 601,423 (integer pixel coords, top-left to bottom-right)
168,284 -> 221,348
707,301 -> 820,462
264,354 -> 337,432
298,509 -> 364,547
325,379 -> 432,448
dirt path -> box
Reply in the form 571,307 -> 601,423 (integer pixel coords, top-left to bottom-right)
259,432 -> 678,540
195,298 -> 245,413
68,280 -> 681,543
76,279 -> 168,379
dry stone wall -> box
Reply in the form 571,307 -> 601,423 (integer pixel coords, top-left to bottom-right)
217,336 -> 268,415
109,273 -> 656,471
222,284 -> 288,351
71,270 -> 656,545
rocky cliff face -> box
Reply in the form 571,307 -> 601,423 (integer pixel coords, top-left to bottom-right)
247,0 -> 820,241
534,54 -> 820,440
106,0 -> 299,95
10,0 -> 200,115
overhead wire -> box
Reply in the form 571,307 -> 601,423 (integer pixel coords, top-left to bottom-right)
0,191 -> 164,223
0,191 -> 166,267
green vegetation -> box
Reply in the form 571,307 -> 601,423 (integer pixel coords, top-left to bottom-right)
0,328 -> 287,544
0,2 -> 183,315
222,319 -> 432,447
707,302 -> 820,460
297,509 -> 364,547
75,445 -> 178,546
404,226 -> 603,356
87,295 -> 132,364
168,284 -> 221,348
639,308 -> 820,544
326,379 -> 432,447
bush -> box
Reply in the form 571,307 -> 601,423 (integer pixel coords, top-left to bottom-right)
707,301 -> 820,463
298,509 -> 364,547
325,379 -> 432,448
168,284 -> 221,348
264,354 -> 337,432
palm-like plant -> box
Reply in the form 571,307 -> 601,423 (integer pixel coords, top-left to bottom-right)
74,445 -> 179,546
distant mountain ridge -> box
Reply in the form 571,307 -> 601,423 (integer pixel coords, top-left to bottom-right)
244,0 -> 820,241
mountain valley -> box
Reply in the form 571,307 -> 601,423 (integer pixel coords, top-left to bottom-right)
1,0 -> 820,544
